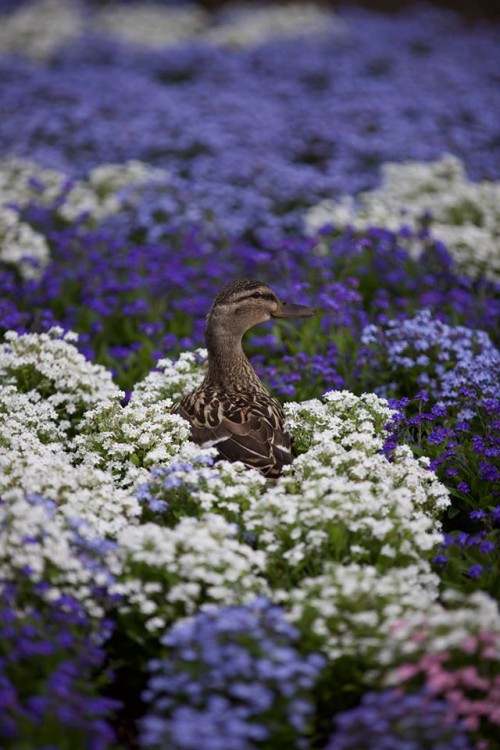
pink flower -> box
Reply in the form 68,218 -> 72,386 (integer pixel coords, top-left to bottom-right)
427,672 -> 456,693
410,629 -> 427,644
478,631 -> 498,646
463,714 -> 480,731
444,689 -> 466,708
390,619 -> 408,633
490,706 -> 500,724
456,666 -> 489,691
460,635 -> 478,654
396,663 -> 420,681
420,652 -> 448,670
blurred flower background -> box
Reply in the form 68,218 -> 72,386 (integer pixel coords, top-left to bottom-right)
0,1 -> 499,748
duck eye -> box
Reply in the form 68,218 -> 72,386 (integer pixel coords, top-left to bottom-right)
251,292 -> 262,299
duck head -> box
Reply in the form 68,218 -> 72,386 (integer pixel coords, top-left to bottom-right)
206,278 -> 316,342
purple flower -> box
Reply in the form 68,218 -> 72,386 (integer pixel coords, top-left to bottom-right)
478,540 -> 495,555
467,564 -> 484,579
433,554 -> 448,568
147,498 -> 168,513
0,580 -> 117,749
479,462 -> 499,482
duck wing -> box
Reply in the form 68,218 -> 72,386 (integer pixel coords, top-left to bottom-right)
172,388 -> 293,478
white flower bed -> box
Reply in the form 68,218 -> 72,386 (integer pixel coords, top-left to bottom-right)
96,2 -> 208,49
0,0 -> 82,60
279,562 -> 440,662
306,154 -> 500,280
0,328 -> 121,420
0,0 -> 345,58
0,156 -> 171,275
73,400 -> 192,489
0,206 -> 50,280
116,514 -> 269,633
0,155 -> 170,221
206,3 -> 346,47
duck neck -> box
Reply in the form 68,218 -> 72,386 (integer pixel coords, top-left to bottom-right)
205,328 -> 266,393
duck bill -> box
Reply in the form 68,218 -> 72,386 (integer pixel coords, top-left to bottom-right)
272,299 -> 316,318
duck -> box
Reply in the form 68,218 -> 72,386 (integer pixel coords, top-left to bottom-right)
172,278 -> 316,478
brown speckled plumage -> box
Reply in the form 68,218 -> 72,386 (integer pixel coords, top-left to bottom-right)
172,279 -> 316,478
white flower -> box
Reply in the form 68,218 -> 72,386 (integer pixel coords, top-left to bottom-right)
59,160 -> 170,222
0,0 -> 82,60
0,155 -> 69,209
384,590 -> 500,674
96,3 -> 208,48
306,154 -> 500,280
0,385 -> 66,444
0,206 -> 50,280
0,329 -> 122,423
205,3 -> 347,47
0,0 -> 348,60
284,390 -> 395,454
0,423 -> 141,538
280,562 -> 439,664
73,398 -> 191,489
131,349 -> 207,406
116,514 -> 269,630
244,434 -> 447,578
0,487 -> 123,618
0,155 -> 171,225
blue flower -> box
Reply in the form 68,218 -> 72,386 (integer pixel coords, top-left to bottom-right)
140,597 -> 324,749
326,689 -> 473,750
362,310 -> 499,416
467,564 -> 484,579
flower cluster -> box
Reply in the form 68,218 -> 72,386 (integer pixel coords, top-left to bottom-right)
281,563 -> 440,665
141,597 -> 325,750
0,489 -> 121,618
0,0 -> 83,60
285,390 -> 394,453
130,349 -> 207,406
137,443 -> 266,526
326,689 -> 473,750
73,399 -> 191,489
115,514 -> 268,636
392,631 -> 500,742
242,393 -> 449,583
386,394 -> 500,522
0,328 -> 121,425
0,579 -> 117,750
206,2 -> 345,47
96,2 -> 208,49
434,508 -> 500,598
0,154 -> 170,226
0,205 -> 49,279
0,0 -> 344,59
361,310 -> 500,414
283,565 -> 500,681
307,154 -> 500,280
386,589 -> 500,663
134,387 -> 449,585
